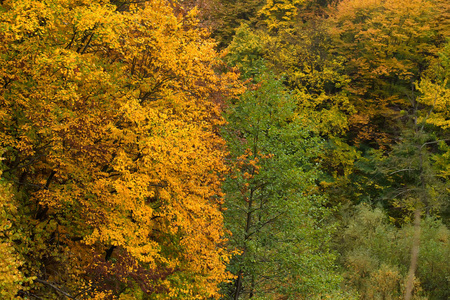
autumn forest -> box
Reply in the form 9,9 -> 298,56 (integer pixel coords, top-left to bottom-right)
0,0 -> 449,299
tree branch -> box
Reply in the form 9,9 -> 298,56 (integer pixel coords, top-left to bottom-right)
34,278 -> 77,299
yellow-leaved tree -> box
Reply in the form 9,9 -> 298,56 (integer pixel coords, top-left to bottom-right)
0,156 -> 28,299
0,0 -> 241,298
328,0 -> 450,145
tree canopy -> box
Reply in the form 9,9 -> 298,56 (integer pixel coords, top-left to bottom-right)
1,0 -> 449,299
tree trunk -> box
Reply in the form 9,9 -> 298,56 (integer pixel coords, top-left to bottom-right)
234,272 -> 243,300
405,208 -> 421,300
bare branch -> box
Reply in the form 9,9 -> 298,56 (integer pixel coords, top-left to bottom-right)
34,278 -> 77,299
389,168 -> 415,175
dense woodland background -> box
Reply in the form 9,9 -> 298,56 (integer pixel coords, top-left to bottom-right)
0,0 -> 449,299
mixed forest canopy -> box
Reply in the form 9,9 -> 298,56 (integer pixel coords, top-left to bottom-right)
0,0 -> 449,299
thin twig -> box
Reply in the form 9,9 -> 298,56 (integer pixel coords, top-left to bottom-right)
34,278 -> 76,299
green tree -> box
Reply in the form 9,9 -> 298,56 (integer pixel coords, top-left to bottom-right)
221,71 -> 341,299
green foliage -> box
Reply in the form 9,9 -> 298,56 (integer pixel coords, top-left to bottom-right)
225,24 -> 267,79
349,129 -> 450,225
336,204 -> 450,299
221,71 -> 342,299
224,8 -> 359,211
220,1 -> 450,299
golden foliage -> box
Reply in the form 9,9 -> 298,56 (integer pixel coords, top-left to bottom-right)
0,167 -> 27,299
328,0 -> 449,144
0,0 -> 241,298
